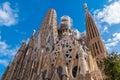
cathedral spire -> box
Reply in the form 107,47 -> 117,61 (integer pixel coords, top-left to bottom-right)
84,3 -> 108,63
39,8 -> 58,48
84,3 -> 88,12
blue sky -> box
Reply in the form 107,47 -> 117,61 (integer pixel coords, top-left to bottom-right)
0,0 -> 120,77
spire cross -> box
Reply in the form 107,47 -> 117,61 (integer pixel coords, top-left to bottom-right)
84,3 -> 88,11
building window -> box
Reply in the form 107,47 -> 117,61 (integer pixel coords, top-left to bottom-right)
57,66 -> 63,79
72,66 -> 78,78
42,70 -> 47,80
93,44 -> 97,56
98,41 -> 102,53
65,54 -> 69,57
46,47 -> 49,52
76,53 -> 79,59
95,42 -> 98,49
69,49 -> 72,52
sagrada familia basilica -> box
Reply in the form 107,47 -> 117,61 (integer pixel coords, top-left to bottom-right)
1,3 -> 108,80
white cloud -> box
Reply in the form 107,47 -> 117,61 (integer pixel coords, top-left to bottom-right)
0,2 -> 18,26
0,59 -> 9,66
105,32 -> 120,51
108,0 -> 112,2
113,32 -> 120,41
103,26 -> 108,32
101,25 -> 109,34
0,2 -> 19,67
0,41 -> 8,50
0,40 -> 19,57
94,0 -> 120,25
106,40 -> 118,47
0,35 -> 19,66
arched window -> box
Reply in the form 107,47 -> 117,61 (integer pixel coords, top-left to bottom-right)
72,66 -> 78,78
57,66 -> 63,79
76,54 -> 79,59
42,70 -> 47,80
45,47 -> 49,52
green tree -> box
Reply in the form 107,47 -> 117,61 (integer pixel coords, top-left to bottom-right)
103,52 -> 120,80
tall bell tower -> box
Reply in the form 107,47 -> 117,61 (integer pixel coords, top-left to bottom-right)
39,9 -> 58,49
84,3 -> 108,64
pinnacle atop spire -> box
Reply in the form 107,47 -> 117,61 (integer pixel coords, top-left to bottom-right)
84,3 -> 88,11
32,29 -> 36,37
49,8 -> 56,12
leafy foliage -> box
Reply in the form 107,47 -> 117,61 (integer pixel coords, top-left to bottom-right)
102,52 -> 120,80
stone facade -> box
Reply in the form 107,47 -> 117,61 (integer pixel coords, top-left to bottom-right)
1,3 -> 107,80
